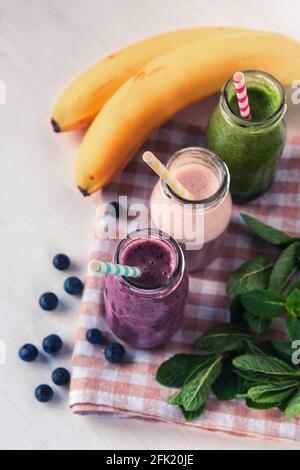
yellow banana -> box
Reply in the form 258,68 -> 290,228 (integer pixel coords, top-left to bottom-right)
51,27 -> 251,132
76,31 -> 300,196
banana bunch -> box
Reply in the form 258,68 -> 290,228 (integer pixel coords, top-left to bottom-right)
51,28 -> 300,196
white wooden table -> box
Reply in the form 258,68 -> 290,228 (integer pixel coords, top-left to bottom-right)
1,0 -> 300,450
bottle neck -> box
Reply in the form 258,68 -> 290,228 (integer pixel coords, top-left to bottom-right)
220,70 -> 286,132
114,229 -> 185,297
159,147 -> 230,211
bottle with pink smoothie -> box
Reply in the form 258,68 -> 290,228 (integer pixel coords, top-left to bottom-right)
103,229 -> 189,349
150,147 -> 232,272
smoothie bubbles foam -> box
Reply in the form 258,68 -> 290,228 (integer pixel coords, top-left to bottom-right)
206,70 -> 287,203
101,229 -> 189,349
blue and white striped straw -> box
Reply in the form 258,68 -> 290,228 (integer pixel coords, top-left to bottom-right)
89,260 -> 142,278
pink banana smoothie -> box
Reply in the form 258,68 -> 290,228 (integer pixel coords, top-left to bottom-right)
175,163 -> 220,200
150,147 -> 232,272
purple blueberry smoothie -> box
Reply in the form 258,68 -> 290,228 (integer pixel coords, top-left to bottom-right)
104,229 -> 189,349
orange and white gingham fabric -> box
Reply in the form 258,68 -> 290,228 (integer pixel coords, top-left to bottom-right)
70,111 -> 300,441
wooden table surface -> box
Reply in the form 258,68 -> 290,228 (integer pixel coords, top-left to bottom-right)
1,0 -> 300,450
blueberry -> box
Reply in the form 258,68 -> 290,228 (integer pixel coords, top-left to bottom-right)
86,329 -> 102,345
19,344 -> 39,363
104,342 -> 125,364
107,201 -> 120,219
52,368 -> 71,386
64,277 -> 83,295
35,384 -> 54,403
42,334 -> 63,354
39,292 -> 58,311
53,253 -> 70,271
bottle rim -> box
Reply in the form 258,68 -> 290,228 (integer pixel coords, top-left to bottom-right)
159,147 -> 230,208
221,70 -> 286,128
113,228 -> 185,296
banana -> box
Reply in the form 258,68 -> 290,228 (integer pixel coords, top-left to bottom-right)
51,27 -> 251,132
76,31 -> 300,196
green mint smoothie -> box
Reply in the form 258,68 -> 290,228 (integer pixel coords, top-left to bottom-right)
206,71 -> 286,203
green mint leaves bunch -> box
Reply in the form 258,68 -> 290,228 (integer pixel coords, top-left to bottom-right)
227,214 -> 300,339
156,214 -> 300,421
157,324 -> 300,421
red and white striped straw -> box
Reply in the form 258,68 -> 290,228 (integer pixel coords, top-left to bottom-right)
233,71 -> 252,120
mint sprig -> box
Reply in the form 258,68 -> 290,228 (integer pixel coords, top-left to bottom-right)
156,214 -> 300,421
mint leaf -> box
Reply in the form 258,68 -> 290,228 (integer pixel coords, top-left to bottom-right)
285,316 -> 300,341
180,404 -> 205,421
286,289 -> 300,317
243,311 -> 272,334
247,382 -> 298,404
285,278 -> 300,296
178,357 -> 222,412
236,369 -> 299,384
195,324 -> 251,354
156,354 -> 214,388
212,360 -> 245,401
246,399 -> 280,410
168,392 -> 182,405
240,289 -> 286,318
226,257 -> 273,296
241,213 -> 296,246
233,354 -> 297,376
269,243 -> 300,292
272,339 -> 295,362
284,388 -> 300,418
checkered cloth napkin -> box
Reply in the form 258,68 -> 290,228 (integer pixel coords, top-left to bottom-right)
70,113 -> 300,441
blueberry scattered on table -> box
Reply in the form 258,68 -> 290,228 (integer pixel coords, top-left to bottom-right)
86,328 -> 103,345
19,344 -> 39,363
104,342 -> 125,364
52,367 -> 71,386
107,201 -> 120,219
35,384 -> 54,403
42,334 -> 63,354
53,253 -> 70,271
64,276 -> 83,295
39,292 -> 59,311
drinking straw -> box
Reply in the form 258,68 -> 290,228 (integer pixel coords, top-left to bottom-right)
89,260 -> 142,278
142,151 -> 194,200
233,71 -> 252,120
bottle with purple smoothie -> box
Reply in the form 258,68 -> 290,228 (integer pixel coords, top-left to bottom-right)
103,229 -> 189,349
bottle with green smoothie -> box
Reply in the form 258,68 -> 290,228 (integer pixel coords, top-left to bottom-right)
206,70 -> 287,203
